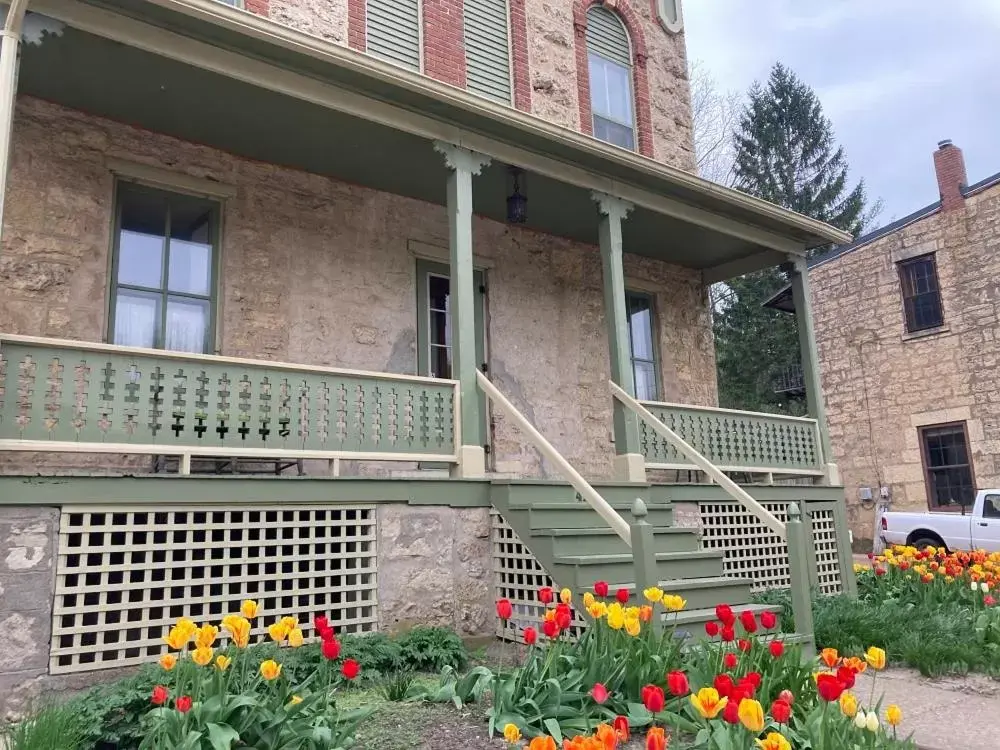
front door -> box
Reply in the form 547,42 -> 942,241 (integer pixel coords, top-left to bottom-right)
416,259 -> 490,461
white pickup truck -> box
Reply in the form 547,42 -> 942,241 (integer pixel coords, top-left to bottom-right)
881,490 -> 1000,552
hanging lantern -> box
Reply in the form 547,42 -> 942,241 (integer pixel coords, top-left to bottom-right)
506,167 -> 527,224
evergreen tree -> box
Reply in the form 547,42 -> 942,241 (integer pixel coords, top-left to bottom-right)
714,63 -> 876,413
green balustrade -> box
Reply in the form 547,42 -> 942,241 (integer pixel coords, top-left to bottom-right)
0,336 -> 458,462
638,401 -> 824,477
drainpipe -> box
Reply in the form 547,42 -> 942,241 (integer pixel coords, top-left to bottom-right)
0,0 -> 30,244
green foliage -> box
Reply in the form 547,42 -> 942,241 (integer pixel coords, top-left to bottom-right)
70,667 -> 165,750
409,665 -> 492,708
394,627 -> 468,672
1,702 -> 89,750
378,672 -> 416,702
715,62 -> 878,413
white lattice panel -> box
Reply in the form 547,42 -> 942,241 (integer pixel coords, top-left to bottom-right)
698,502 -> 842,595
51,505 -> 378,673
491,512 -> 586,642
810,509 -> 843,594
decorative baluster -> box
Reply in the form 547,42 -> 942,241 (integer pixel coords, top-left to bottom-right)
214,370 -> 232,447
402,388 -> 415,448
43,356 -> 64,438
296,378 -> 310,450
257,373 -> 274,446
314,379 -> 330,450
14,353 -> 39,438
168,367 -> 190,443
417,390 -> 430,448
276,378 -> 292,446
97,359 -> 116,440
119,361 -> 142,439
386,386 -> 399,447
335,382 -> 348,449
369,384 -> 382,451
146,365 -> 165,439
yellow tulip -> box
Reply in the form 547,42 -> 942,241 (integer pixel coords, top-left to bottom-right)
583,592 -> 595,609
288,627 -> 304,648
661,594 -> 687,612
560,588 -> 572,605
865,646 -> 887,670
159,653 -> 177,671
289,695 -> 303,706
886,704 -> 902,727
268,622 -> 290,642
215,655 -> 232,671
738,698 -> 765,733
690,687 -> 728,719
195,624 -> 218,649
624,616 -> 641,637
192,646 -> 213,666
643,587 -> 664,604
163,626 -> 192,651
280,616 -> 298,631
755,733 -> 792,750
241,599 -> 259,619
226,616 -> 251,648
260,659 -> 282,681
839,692 -> 858,718
503,724 -> 522,743
606,603 -> 625,630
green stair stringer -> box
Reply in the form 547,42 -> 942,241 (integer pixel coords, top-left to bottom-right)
488,479 -> 808,644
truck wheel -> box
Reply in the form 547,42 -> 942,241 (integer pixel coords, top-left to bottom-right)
909,536 -> 945,552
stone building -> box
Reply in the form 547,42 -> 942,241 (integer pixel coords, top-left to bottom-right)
0,0 -> 853,709
769,141 -> 1000,549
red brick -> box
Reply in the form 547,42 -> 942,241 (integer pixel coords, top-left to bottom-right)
348,0 -> 366,51
423,0 -> 466,86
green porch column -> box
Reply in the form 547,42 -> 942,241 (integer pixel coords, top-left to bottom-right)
434,142 -> 492,478
593,192 -> 645,482
786,256 -> 837,484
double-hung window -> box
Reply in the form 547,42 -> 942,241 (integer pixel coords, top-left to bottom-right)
898,254 -> 944,332
586,6 -> 635,150
626,290 -> 659,401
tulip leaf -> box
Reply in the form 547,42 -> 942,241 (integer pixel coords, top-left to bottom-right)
543,718 -> 563,742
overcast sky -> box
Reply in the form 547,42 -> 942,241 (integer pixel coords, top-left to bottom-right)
683,1 -> 1000,226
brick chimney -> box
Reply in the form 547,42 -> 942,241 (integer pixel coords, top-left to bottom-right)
933,139 -> 968,211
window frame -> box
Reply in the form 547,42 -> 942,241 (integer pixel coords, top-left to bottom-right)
897,253 -> 944,333
625,289 -> 660,401
585,7 -> 637,152
918,421 -> 977,511
107,179 -> 223,354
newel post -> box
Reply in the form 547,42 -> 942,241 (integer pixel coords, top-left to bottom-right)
786,503 -> 816,657
630,498 -> 661,635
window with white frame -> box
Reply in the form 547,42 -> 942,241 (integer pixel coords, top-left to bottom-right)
586,6 -> 635,150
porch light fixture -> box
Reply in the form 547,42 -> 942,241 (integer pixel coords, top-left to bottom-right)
506,167 -> 527,224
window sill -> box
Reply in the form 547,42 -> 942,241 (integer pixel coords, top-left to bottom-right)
902,325 -> 949,342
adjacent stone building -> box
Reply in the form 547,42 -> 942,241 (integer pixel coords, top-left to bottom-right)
771,142 -> 1000,548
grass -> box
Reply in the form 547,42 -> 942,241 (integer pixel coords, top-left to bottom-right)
1,702 -> 88,750
756,588 -> 1000,678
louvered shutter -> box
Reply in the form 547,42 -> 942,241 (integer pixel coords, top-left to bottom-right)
463,0 -> 512,104
585,6 -> 631,67
366,0 -> 421,71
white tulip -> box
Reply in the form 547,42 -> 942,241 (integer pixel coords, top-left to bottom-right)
982,582 -> 991,593
854,711 -> 868,729
972,582 -> 980,592
866,711 -> 880,732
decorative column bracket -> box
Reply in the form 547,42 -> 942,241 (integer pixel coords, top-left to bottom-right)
433,141 -> 493,176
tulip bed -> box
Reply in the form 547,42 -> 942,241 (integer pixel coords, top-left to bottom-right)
490,584 -> 916,750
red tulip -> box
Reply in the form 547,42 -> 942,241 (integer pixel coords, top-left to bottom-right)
640,684 -> 665,713
769,640 -> 785,658
591,682 -> 610,704
616,588 -> 630,604
151,685 -> 168,706
713,673 -> 734,698
899,561 -> 911,571
318,625 -> 335,642
496,598 -> 513,621
314,614 -> 329,632
613,716 -> 630,742
542,619 -> 560,639
175,695 -> 192,713
722,700 -> 740,724
555,603 -> 572,630
594,581 -> 609,597
816,673 -> 845,702
738,638 -> 751,653
341,658 -> 360,680
715,604 -> 735,626
523,626 -> 538,645
705,621 -> 720,637
744,671 -> 762,688
986,595 -> 997,607
875,567 -> 887,576
778,689 -> 795,706
539,586 -> 554,604
760,611 -> 778,629
771,698 -> 791,723
321,637 -> 341,660
740,610 -> 758,634
720,624 -> 735,642
666,670 -> 689,696
723,652 -> 738,669
867,552 -> 875,560
837,665 -> 856,690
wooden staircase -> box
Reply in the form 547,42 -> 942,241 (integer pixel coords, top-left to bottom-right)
490,479 -> 782,637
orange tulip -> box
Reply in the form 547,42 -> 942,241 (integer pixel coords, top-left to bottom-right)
645,727 -> 666,750
594,724 -> 618,750
819,647 -> 839,668
528,738 -> 558,750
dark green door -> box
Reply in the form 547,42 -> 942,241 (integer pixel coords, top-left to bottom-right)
416,259 -> 490,460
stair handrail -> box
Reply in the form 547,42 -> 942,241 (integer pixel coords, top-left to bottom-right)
610,381 -> 786,539
478,371 -> 632,545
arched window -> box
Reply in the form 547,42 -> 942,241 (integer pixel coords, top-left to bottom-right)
366,0 -> 421,70
585,6 -> 634,150
464,0 -> 512,103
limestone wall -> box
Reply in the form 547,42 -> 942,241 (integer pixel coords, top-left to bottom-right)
0,96 -> 717,478
810,183 -> 1000,547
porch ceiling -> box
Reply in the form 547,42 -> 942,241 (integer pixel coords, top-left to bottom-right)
17,0 -> 851,275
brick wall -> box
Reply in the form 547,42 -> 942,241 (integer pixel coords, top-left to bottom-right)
810,182 -> 1000,546
0,97 -> 717,478
228,0 -> 694,169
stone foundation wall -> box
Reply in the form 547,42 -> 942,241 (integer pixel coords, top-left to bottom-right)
0,97 -> 717,478
810,183 -> 1000,547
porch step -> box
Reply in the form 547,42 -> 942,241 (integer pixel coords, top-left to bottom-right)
529,526 -> 697,556
512,503 -> 674,530
576,576 -> 753,612
552,548 -> 725,583
492,479 -> 655,507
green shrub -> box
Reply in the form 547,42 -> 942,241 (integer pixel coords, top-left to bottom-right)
395,626 -> 467,672
378,672 -> 416,702
69,667 -> 164,750
2,702 -> 88,750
